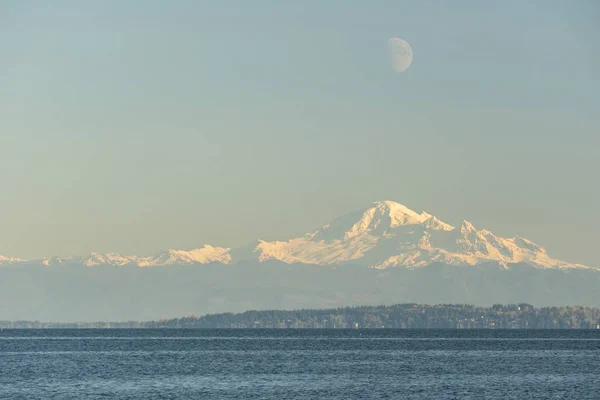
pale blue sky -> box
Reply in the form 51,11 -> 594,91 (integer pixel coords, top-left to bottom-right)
1,1 -> 599,266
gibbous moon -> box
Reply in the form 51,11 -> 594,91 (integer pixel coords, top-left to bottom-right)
388,38 -> 413,73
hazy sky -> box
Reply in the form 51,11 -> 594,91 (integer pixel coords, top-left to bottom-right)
1,1 -> 599,266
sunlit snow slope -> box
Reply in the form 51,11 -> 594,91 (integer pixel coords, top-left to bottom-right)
1,201 -> 593,270
255,201 -> 591,270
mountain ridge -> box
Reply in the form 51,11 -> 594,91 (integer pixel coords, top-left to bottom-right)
1,200 -> 594,271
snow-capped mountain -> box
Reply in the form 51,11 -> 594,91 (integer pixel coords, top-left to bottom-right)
1,201 -> 593,270
135,246 -> 232,267
37,245 -> 232,267
2,201 -> 599,321
255,201 -> 592,270
0,255 -> 21,265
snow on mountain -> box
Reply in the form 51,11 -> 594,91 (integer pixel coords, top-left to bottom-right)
255,200 -> 592,270
0,255 -> 21,265
136,245 -> 232,267
81,245 -> 232,267
0,200 -> 592,270
81,245 -> 231,267
41,256 -> 74,266
83,253 -> 137,266
19,245 -> 232,267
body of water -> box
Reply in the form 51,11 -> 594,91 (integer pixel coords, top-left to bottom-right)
1,329 -> 599,399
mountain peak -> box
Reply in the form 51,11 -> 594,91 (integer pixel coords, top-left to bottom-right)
460,220 -> 478,234
423,216 -> 455,231
84,252 -> 135,267
308,200 -> 434,242
140,245 -> 232,267
372,200 -> 431,225
255,200 -> 592,271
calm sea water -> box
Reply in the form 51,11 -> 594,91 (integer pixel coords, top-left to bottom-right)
0,329 -> 599,399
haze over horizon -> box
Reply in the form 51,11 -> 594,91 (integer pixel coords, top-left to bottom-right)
1,1 -> 599,268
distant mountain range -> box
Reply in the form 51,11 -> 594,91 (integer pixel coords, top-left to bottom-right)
0,201 -> 594,270
1,201 -> 598,322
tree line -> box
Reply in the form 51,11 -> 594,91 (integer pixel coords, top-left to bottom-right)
3,303 -> 599,329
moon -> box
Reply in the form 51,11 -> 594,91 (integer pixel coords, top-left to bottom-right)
388,38 -> 413,73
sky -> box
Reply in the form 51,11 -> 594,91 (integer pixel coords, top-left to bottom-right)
1,1 -> 599,267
